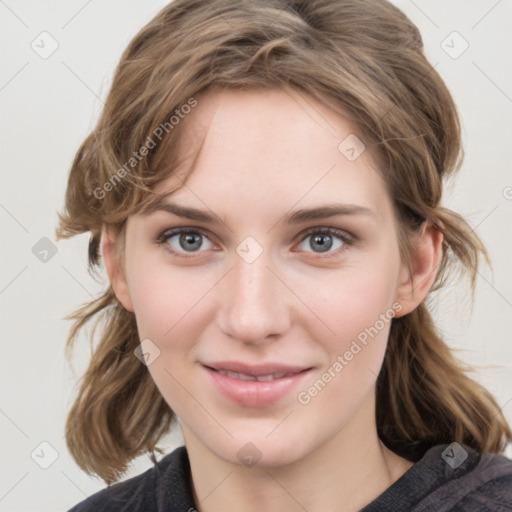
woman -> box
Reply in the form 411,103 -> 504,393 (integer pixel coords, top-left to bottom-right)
57,0 -> 512,510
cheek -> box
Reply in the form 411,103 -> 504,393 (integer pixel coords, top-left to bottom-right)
301,256 -> 400,342
126,256 -> 215,341
294,271 -> 398,420
125,262 -> 215,415
296,253 -> 401,387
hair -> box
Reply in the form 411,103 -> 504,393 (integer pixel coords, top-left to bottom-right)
56,0 -> 511,484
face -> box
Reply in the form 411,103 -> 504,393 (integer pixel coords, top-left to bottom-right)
111,88 -> 411,468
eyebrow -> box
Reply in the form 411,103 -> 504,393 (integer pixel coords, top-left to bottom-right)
143,199 -> 375,225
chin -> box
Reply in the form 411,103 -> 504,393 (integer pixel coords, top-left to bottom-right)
207,429 -> 311,469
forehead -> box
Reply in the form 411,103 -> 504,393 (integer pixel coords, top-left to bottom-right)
149,87 -> 392,225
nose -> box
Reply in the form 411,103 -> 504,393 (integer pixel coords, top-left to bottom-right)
215,250 -> 291,344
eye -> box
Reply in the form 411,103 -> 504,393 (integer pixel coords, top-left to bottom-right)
296,227 -> 352,256
156,226 -> 353,260
156,228 -> 215,258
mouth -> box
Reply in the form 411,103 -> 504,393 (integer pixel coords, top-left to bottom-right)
203,360 -> 311,378
201,361 -> 313,407
209,368 -> 302,381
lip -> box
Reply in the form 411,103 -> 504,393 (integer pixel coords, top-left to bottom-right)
201,361 -> 313,407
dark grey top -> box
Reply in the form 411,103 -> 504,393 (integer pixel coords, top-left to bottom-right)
68,443 -> 512,511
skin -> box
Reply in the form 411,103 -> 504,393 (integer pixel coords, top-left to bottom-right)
103,88 -> 443,512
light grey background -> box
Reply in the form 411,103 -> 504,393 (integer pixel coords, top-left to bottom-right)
0,1 -> 511,510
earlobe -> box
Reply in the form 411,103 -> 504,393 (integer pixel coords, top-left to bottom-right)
394,224 -> 444,318
102,227 -> 134,313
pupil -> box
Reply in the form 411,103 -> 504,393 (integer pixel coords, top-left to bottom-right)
311,234 -> 332,253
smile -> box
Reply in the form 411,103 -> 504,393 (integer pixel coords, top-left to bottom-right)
213,369 -> 298,381
201,362 -> 312,407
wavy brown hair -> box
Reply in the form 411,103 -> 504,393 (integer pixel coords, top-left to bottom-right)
56,0 -> 512,484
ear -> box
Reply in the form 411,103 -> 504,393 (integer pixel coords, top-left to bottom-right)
394,223 -> 443,318
102,227 -> 134,313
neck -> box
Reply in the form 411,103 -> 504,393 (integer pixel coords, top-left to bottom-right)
182,395 -> 413,512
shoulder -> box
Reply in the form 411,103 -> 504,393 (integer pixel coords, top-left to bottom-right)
411,444 -> 512,511
66,446 -> 194,512
448,449 -> 512,511
364,443 -> 512,512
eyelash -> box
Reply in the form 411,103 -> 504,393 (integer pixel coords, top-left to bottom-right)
155,226 -> 354,260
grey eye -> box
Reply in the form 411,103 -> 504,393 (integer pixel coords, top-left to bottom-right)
165,230 -> 213,253
298,232 -> 345,253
